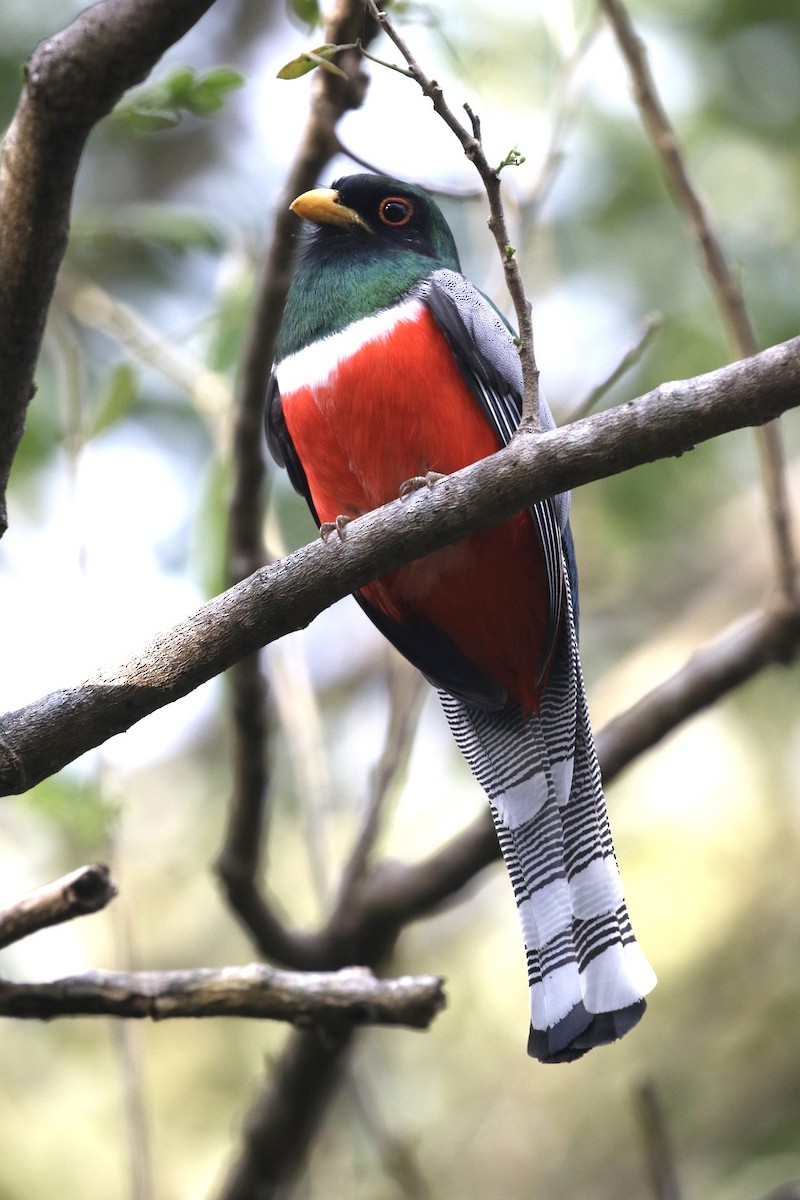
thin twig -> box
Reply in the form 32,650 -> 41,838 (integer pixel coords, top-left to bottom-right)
348,1075 -> 433,1200
567,312 -> 663,421
269,636 -> 335,906
595,601 -> 800,784
522,16 -> 601,223
635,1080 -> 682,1200
363,0 -> 541,430
0,863 -> 117,950
600,0 -> 798,603
0,963 -> 445,1028
112,1019 -> 155,1200
216,1029 -> 355,1200
109,866 -> 156,1200
337,660 -> 426,901
61,277 -> 232,453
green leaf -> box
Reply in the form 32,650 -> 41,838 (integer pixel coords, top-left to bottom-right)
199,66 -> 247,92
181,67 -> 245,115
113,64 -> 244,132
277,43 -> 350,80
71,205 -> 227,253
124,107 -> 181,134
289,0 -> 321,28
163,66 -> 196,102
496,147 -> 526,172
24,775 -> 121,853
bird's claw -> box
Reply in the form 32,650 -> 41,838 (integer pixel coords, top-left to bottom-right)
320,515 -> 352,542
399,470 -> 445,499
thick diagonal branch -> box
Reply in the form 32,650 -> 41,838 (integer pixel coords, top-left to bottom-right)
0,335 -> 798,796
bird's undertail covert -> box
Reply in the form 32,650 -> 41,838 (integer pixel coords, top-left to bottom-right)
440,576 -> 656,1063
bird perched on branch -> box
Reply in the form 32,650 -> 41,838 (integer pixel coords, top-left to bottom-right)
266,173 -> 656,1062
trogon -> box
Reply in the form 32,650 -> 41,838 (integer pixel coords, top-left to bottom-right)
266,173 -> 656,1062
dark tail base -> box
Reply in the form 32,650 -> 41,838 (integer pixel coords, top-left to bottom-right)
527,998 -> 647,1064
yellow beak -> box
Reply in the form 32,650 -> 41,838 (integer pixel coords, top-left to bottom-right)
289,187 -> 370,231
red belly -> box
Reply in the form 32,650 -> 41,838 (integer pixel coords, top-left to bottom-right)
281,308 -> 551,711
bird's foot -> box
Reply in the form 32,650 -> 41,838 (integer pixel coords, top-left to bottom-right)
399,470 -> 445,499
320,515 -> 352,542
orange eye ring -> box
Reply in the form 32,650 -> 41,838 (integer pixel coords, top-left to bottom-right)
378,196 -> 414,227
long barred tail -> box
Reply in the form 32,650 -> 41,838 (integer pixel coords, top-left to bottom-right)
439,580 -> 656,1063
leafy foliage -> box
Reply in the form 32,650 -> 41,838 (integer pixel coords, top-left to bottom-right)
277,42 -> 354,79
114,64 -> 245,132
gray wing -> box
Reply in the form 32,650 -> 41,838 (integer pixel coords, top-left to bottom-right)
421,269 -> 575,670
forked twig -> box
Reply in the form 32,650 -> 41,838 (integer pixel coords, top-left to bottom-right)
362,0 -> 541,430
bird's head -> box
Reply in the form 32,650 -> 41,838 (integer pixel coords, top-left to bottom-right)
289,173 -> 461,272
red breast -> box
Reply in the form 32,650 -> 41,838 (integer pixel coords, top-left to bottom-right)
278,304 -> 551,711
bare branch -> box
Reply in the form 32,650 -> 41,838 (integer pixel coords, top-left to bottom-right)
0,0 -> 220,538
363,0 -> 541,429
567,312 -> 663,422
599,0 -> 798,602
336,662 -> 426,902
522,17 -> 601,223
1,337 -> 798,796
0,963 -> 445,1028
0,863 -> 117,950
595,603 -> 800,783
355,808 -> 499,927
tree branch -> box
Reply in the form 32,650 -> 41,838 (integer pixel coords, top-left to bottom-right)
0,336 -> 798,796
0,0 -> 220,538
363,0 -> 541,429
595,602 -> 800,782
0,863 -> 117,950
0,963 -> 445,1028
599,0 -> 798,603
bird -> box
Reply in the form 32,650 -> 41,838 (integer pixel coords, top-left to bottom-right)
266,172 -> 656,1062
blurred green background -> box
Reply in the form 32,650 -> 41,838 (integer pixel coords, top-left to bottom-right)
1,0 -> 800,1197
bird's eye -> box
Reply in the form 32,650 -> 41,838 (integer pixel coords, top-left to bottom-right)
378,197 -> 414,227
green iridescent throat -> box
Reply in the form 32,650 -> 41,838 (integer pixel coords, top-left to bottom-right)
277,182 -> 461,359
277,251 -> 441,358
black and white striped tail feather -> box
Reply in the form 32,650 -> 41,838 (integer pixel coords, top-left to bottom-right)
440,572 -> 656,1062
